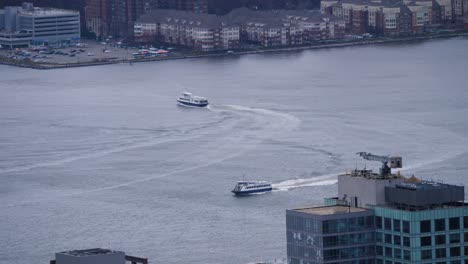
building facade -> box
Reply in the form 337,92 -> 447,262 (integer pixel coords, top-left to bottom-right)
287,155 -> 468,264
0,2 -> 80,48
320,0 -> 451,36
134,8 -> 345,50
287,206 -> 375,264
134,9 -> 239,51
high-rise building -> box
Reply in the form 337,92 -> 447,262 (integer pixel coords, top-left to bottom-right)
287,206 -> 375,264
85,0 -> 145,38
287,154 -> 468,264
85,0 -> 111,38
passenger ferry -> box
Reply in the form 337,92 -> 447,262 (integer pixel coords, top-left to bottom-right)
231,181 -> 273,196
176,92 -> 209,107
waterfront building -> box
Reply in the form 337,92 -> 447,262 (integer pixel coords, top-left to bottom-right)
85,0 -> 145,38
453,0 -> 468,17
0,2 -> 80,48
286,157 -> 468,264
407,3 -> 431,33
320,0 -> 448,36
134,8 -> 344,50
284,10 -> 346,41
134,9 -> 239,51
85,0 -> 111,38
435,0 -> 453,21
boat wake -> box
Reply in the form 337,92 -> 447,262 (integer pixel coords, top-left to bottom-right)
2,103 -> 302,207
272,173 -> 339,191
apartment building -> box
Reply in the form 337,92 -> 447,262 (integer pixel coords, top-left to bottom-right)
228,8 -> 345,46
85,0 -> 145,38
134,9 -> 239,51
453,0 -> 468,16
85,0 -> 111,38
135,8 -> 345,50
284,10 -> 346,40
321,0 -> 440,36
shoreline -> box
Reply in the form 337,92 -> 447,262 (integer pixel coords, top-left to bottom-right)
1,32 -> 467,70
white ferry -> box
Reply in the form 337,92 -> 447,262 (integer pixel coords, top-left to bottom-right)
231,181 -> 273,196
176,92 -> 209,107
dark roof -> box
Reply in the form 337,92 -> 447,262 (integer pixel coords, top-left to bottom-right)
138,9 -> 235,28
58,248 -> 124,257
136,8 -> 344,29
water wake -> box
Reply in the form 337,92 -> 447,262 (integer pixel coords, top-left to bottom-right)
273,173 -> 339,191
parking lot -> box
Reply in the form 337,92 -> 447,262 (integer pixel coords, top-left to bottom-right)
0,39 -> 142,65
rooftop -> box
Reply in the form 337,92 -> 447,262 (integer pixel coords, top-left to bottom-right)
396,180 -> 459,191
293,205 -> 370,215
19,8 -> 79,17
58,248 -> 124,257
137,8 -> 343,28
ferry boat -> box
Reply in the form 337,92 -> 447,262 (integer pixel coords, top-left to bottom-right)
231,181 -> 273,196
176,92 -> 209,107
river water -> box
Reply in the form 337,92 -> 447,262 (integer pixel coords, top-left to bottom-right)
1,37 -> 468,264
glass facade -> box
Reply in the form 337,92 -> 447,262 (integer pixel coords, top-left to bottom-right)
287,207 -> 375,264
373,206 -> 468,263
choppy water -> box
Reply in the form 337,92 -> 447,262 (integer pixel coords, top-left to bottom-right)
1,37 -> 468,264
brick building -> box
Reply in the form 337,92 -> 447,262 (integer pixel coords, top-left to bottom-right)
134,9 -> 239,51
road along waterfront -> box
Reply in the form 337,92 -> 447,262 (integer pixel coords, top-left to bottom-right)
1,32 -> 467,70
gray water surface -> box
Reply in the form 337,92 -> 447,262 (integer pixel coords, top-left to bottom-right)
1,37 -> 468,264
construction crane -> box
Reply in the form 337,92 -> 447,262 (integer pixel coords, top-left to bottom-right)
357,152 -> 402,176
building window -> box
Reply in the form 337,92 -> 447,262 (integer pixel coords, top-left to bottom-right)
394,248 -> 402,259
450,261 -> 461,264
435,218 -> 445,231
449,217 -> 460,230
394,235 -> 401,245
403,250 -> 410,260
385,247 -> 392,257
393,219 -> 401,232
420,220 -> 431,233
384,218 -> 391,230
403,236 -> 410,247
376,232 -> 382,242
376,245 -> 383,256
450,233 -> 460,244
435,248 -> 446,258
464,216 -> 468,228
450,247 -> 461,257
421,249 -> 432,260
385,234 -> 392,243
465,232 -> 468,242
421,236 -> 431,246
435,234 -> 446,245
403,221 -> 410,233
376,216 -> 382,229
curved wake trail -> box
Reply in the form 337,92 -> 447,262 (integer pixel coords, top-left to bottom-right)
0,134 -> 200,175
3,104 -> 301,207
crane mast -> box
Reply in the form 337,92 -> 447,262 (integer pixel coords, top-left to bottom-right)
356,152 -> 403,176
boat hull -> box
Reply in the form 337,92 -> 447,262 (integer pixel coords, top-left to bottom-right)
232,187 -> 273,196
177,100 -> 209,107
